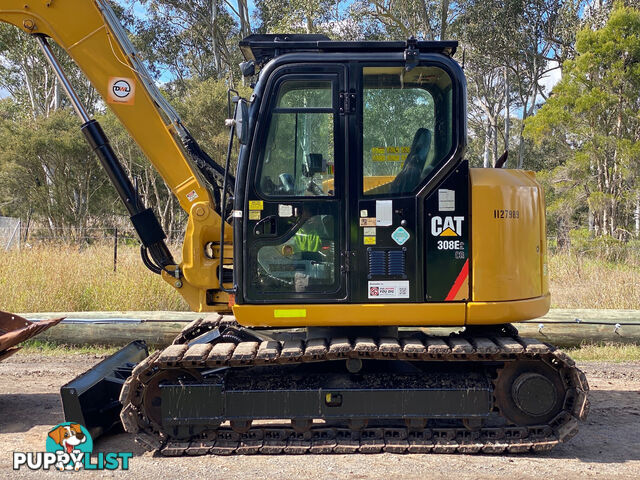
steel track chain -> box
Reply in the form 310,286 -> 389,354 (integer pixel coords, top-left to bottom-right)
119,327 -> 589,455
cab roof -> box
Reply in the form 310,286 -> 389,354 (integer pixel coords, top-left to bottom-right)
239,34 -> 458,68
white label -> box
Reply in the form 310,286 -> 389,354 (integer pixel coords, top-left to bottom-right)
368,281 -> 410,299
438,189 -> 455,211
363,227 -> 376,236
376,200 -> 393,226
278,204 -> 293,217
232,210 -> 243,218
186,190 -> 199,202
360,209 -> 368,217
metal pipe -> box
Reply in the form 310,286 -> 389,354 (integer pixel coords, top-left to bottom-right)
34,35 -> 90,123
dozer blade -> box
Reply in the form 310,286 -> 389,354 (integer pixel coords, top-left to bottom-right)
60,340 -> 148,440
0,311 -> 63,361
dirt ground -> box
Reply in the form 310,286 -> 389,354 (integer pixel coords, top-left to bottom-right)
0,353 -> 639,479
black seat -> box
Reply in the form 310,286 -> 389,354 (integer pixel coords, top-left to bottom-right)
389,128 -> 431,194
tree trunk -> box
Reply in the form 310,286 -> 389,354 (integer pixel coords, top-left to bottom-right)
210,1 -> 221,77
635,194 -> 640,237
439,0 -> 449,40
483,121 -> 491,168
504,66 -> 510,154
492,119 -> 498,167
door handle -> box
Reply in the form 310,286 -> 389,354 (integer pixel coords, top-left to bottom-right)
254,215 -> 277,236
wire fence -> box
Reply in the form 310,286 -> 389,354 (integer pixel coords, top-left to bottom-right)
0,216 -> 21,250
6,221 -> 186,271
17,225 -> 186,246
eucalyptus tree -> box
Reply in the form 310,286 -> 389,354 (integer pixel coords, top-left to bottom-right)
525,3 -> 640,240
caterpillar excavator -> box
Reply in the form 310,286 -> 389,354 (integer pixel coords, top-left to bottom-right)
0,1 -> 589,454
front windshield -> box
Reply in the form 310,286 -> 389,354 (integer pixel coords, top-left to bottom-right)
362,66 -> 453,195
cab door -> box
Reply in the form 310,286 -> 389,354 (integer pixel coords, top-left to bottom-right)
349,63 -> 457,303
243,66 -> 348,303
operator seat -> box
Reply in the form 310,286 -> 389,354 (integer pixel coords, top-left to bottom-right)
389,128 -> 432,194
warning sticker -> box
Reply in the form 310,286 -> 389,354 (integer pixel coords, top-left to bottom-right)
249,200 -> 264,210
249,210 -> 261,220
186,190 -> 199,202
371,146 -> 410,162
107,77 -> 135,105
363,236 -> 376,245
359,218 -> 376,227
368,281 -> 410,299
278,204 -> 293,217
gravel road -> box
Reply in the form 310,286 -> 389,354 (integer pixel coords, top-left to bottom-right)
1,352 -> 639,479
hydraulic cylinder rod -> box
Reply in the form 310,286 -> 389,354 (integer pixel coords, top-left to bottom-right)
35,35 -> 175,271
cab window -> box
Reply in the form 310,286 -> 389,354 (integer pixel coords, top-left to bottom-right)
362,66 -> 453,195
258,80 -> 335,197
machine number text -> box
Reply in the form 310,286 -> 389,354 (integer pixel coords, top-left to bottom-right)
493,209 -> 520,219
437,240 -> 464,250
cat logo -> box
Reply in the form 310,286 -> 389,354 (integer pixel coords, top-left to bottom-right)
431,216 -> 464,237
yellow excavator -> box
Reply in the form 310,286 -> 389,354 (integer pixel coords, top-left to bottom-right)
0,1 -> 588,454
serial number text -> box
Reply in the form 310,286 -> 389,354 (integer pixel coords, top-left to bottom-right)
493,209 -> 520,219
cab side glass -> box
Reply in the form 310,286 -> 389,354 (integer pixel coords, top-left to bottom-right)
362,66 -> 453,195
255,214 -> 337,293
258,80 -> 335,197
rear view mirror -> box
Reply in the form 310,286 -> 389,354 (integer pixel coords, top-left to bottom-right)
235,99 -> 249,145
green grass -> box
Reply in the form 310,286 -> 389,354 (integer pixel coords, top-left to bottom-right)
18,339 -> 121,356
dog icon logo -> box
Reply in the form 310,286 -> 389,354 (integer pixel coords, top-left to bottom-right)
46,422 -> 93,471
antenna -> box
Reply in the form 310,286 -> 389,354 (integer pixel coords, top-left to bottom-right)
461,46 -> 466,70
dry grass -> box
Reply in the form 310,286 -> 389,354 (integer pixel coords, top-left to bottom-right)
0,244 -> 188,312
1,245 -> 639,312
565,342 -> 640,362
549,253 -> 640,309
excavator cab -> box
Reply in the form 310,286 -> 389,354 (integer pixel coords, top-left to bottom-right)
233,35 -> 468,313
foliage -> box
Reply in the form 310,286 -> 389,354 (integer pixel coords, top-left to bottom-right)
525,2 -> 640,242
0,108 -> 116,239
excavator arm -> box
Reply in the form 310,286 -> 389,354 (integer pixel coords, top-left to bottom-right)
0,0 -> 233,312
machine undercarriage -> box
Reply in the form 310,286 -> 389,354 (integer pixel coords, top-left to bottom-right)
114,317 -> 589,455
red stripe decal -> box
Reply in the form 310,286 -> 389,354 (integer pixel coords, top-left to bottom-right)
445,259 -> 469,301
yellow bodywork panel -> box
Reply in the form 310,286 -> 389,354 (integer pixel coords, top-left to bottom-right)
234,303 -> 467,327
233,294 -> 550,327
0,1 -> 210,212
470,168 -> 547,303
